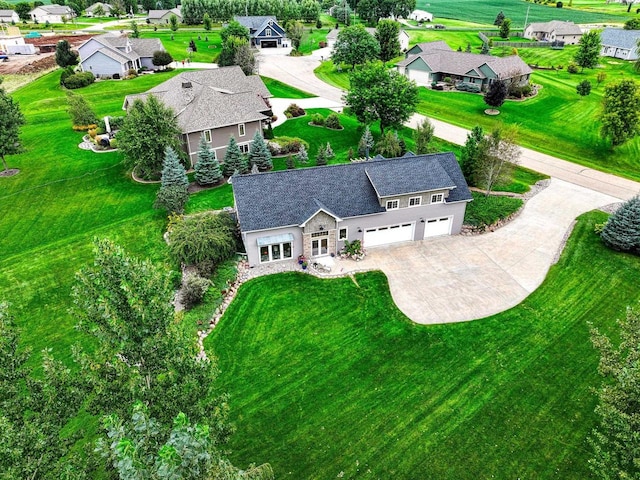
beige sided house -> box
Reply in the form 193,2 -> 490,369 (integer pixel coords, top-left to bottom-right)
123,67 -> 272,167
29,4 -> 75,23
147,8 -> 182,24
524,20 -> 583,45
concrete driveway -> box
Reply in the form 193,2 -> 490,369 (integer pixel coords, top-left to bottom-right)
333,179 -> 619,324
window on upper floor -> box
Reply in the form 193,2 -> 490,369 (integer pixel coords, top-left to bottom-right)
386,199 -> 399,210
265,28 -> 272,37
431,193 -> 444,204
204,130 -> 212,143
238,123 -> 246,137
408,196 -> 422,207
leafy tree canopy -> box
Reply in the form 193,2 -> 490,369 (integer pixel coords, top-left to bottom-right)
0,83 -> 26,172
375,19 -> 401,63
331,25 -> 380,70
55,40 -> 79,68
600,79 -> 640,147
221,20 -> 250,43
574,30 -> 601,71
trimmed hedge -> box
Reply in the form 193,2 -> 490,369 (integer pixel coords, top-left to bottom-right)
62,71 -> 96,90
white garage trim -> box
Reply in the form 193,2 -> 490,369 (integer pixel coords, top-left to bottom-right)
424,216 -> 452,238
364,222 -> 414,247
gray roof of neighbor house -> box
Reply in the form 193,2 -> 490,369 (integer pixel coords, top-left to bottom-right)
235,15 -> 279,32
233,152 -> 472,232
0,9 -> 17,17
527,20 -> 582,36
31,4 -> 74,15
122,67 -> 272,134
86,2 -> 112,12
82,34 -> 164,64
601,27 -> 640,50
398,41 -> 532,78
148,8 -> 181,19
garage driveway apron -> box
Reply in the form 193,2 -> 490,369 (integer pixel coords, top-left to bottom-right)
334,179 -> 619,324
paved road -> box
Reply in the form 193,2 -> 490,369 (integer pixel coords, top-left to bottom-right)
257,51 -> 640,201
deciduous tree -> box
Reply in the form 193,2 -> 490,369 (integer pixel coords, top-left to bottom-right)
300,0 -> 320,22
577,79 -> 592,97
375,19 -> 401,62
600,79 -> 640,147
413,118 -> 434,154
203,12 -> 212,30
331,24 -> 380,70
460,125 -> 484,184
574,30 -> 601,71
474,125 -> 521,195
286,20 -> 304,52
194,134 -> 222,185
66,91 -> 98,127
152,49 -> 173,69
499,18 -> 511,39
589,304 -> 640,479
169,13 -> 179,31
130,20 -> 140,38
221,19 -> 250,43
0,81 -> 25,173
346,62 -> 418,134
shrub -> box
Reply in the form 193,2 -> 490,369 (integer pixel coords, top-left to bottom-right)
181,273 -> 211,310
62,71 -> 96,89
109,138 -> 117,148
154,185 -> 189,214
284,103 -> 306,118
556,1 -> 563,7
601,196 -> 640,255
325,113 -> 341,129
59,65 -> 75,85
567,62 -> 579,74
340,239 -> 365,260
319,41 -> 327,48
508,84 -> 532,98
268,136 -> 309,155
311,113 -> 325,125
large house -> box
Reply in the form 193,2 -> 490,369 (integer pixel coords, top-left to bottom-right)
29,4 -> 75,23
123,67 -> 272,166
78,33 -> 165,78
523,20 -> 583,45
233,152 -> 473,267
234,16 -> 287,48
147,8 -> 182,24
0,10 -> 20,24
85,2 -> 113,17
600,27 -> 640,61
327,26 -> 410,51
397,41 -> 532,90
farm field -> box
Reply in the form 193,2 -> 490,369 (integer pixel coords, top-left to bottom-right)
206,212 -> 640,478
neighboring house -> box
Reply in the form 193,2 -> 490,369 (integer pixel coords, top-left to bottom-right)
233,152 -> 473,267
397,41 -> 532,90
29,4 -> 75,23
147,8 -> 182,24
122,67 -> 272,166
409,9 -> 433,22
600,27 -> 640,61
327,27 -> 410,51
0,25 -> 33,54
524,20 -> 583,45
85,2 -> 113,17
0,10 -> 20,24
78,33 -> 165,78
235,16 -> 287,48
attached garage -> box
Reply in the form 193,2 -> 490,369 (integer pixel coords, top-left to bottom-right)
424,216 -> 452,238
408,68 -> 431,86
364,223 -> 414,247
260,40 -> 278,48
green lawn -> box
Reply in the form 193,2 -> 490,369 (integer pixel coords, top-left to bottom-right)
464,191 -> 523,226
297,27 -> 332,54
205,211 -> 640,479
139,30 -> 222,64
261,76 -> 315,98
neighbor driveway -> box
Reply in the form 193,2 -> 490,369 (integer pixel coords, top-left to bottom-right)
332,179 -> 619,324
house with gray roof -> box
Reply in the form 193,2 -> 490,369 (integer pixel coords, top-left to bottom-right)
397,41 -> 532,90
147,7 -> 182,24
0,10 -> 20,24
78,33 -> 165,78
123,67 -> 272,167
600,27 -> 640,61
233,152 -> 472,267
327,26 -> 410,51
85,2 -> 113,17
524,20 -> 583,45
234,16 -> 287,48
29,4 -> 75,23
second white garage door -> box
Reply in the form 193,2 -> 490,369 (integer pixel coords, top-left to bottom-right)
364,223 -> 414,247
424,216 -> 452,238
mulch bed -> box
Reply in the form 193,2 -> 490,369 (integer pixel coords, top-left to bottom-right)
0,168 -> 20,177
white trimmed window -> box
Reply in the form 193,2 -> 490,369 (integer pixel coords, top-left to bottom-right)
238,123 -> 246,137
339,227 -> 347,240
431,193 -> 444,204
204,130 -> 212,143
408,196 -> 422,207
239,143 -> 250,154
265,28 -> 272,36
260,242 -> 293,263
386,199 -> 399,210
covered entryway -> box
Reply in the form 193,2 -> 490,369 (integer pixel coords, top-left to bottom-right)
260,40 -> 278,48
364,223 -> 414,247
423,216 -> 452,238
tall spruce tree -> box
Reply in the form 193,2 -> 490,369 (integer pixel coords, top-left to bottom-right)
194,135 -> 222,186
248,131 -> 272,171
460,125 -> 484,184
155,147 -> 189,214
600,196 -> 640,254
296,143 -> 308,164
222,136 -> 246,176
358,125 -> 374,159
55,39 -> 78,68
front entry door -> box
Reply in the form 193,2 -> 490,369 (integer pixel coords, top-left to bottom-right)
312,238 -> 328,256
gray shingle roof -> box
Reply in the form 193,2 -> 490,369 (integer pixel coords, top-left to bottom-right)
86,34 -> 165,62
32,4 -> 74,15
0,9 -> 17,17
233,152 -> 472,232
235,15 -> 277,31
148,8 -> 181,19
123,67 -> 272,134
527,20 -> 582,36
601,27 -> 640,50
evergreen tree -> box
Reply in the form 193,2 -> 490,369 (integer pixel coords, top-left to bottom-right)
465,42 -> 472,53
203,12 -> 212,31
55,39 -> 78,68
0,81 -> 26,172
222,136 -> 246,176
286,154 -> 296,169
577,80 -> 592,97
248,131 -> 272,171
600,196 -> 640,254
499,18 -> 511,39
160,146 -> 188,189
358,125 -> 374,159
413,118 -> 434,154
155,147 -> 189,214
130,20 -> 140,38
324,142 -> 334,160
316,146 -> 327,166
375,130 -> 402,158
460,125 -> 484,184
481,42 -> 490,55
194,135 -> 222,186
493,11 -> 505,26
296,143 -> 308,164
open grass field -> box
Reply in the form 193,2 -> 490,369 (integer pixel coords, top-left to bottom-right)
420,0 -> 631,26
139,30 -> 222,64
205,211 -> 640,478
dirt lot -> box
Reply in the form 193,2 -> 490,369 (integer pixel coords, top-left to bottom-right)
0,34 -> 95,75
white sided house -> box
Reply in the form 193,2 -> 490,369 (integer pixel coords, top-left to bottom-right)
78,33 -> 165,78
600,27 -> 640,61
233,152 -> 473,267
327,27 -> 409,51
123,67 -> 272,167
409,9 -> 433,22
524,20 -> 583,45
147,8 -> 182,24
29,4 -> 75,23
85,2 -> 113,17
0,10 -> 20,24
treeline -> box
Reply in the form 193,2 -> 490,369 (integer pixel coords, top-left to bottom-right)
181,0 -> 321,25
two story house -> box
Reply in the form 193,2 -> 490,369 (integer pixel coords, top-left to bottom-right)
234,15 -> 287,48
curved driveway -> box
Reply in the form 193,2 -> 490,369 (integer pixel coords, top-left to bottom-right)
256,51 -> 640,324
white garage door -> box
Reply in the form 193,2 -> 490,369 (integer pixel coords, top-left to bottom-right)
408,69 -> 431,86
364,223 -> 414,247
424,216 -> 452,238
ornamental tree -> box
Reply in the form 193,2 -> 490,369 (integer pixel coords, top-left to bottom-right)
66,91 -> 97,127
577,79 -> 592,97
375,19 -> 401,62
484,80 -> 508,110
413,118 -> 435,154
358,125 -> 375,159
194,135 -> 222,186
169,13 -> 179,31
248,131 -> 272,171
331,24 -> 380,70
222,136 -> 247,176
152,50 -> 173,69
600,79 -> 640,147
574,30 -> 601,71
493,10 -> 505,26
0,82 -> 26,172
474,125 -> 521,195
499,18 -> 511,39
296,143 -> 308,164
375,130 -> 402,158
600,196 -> 640,254
346,62 -> 418,134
